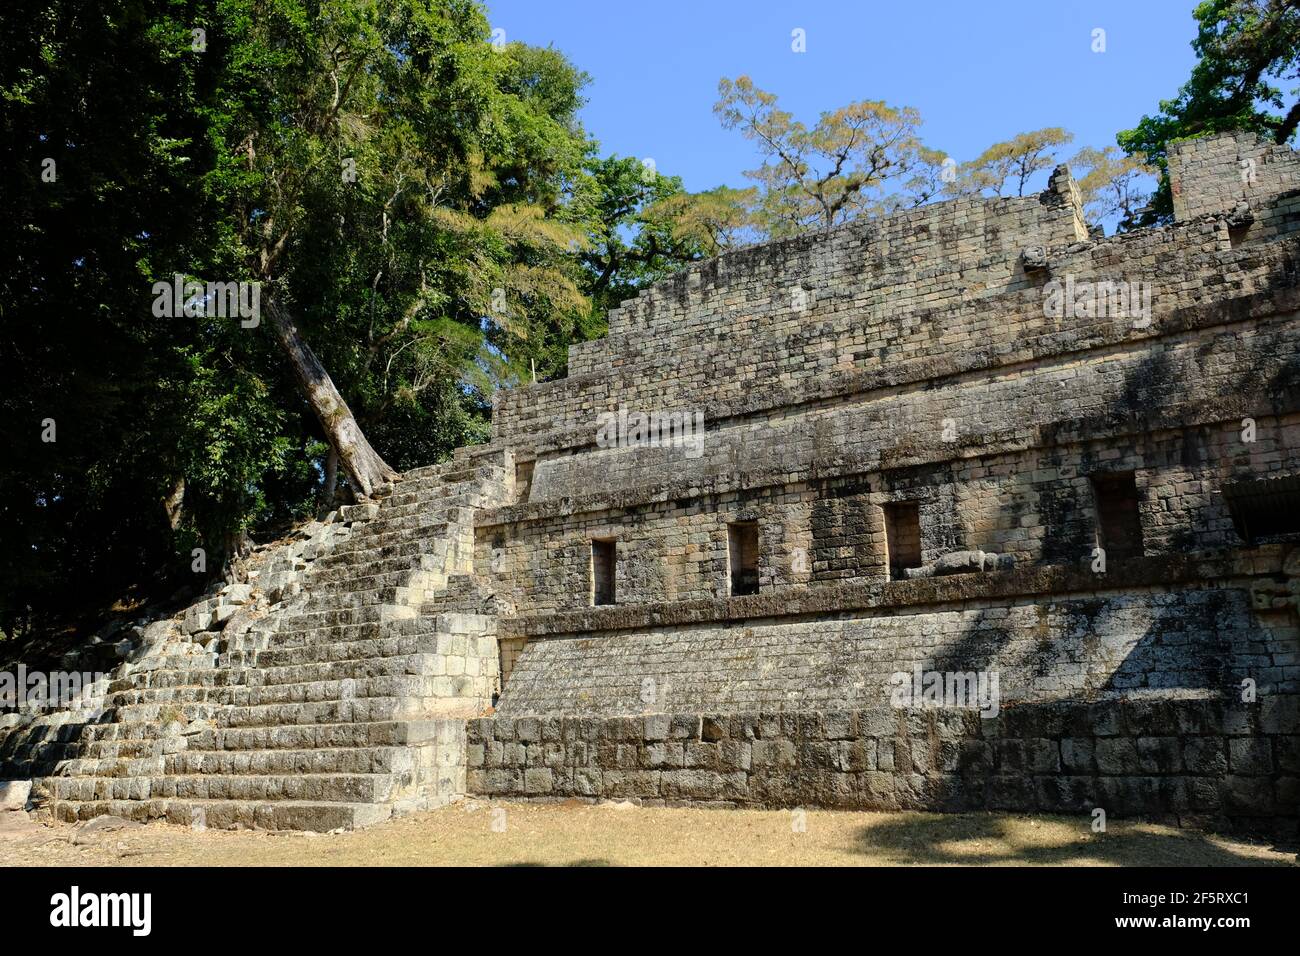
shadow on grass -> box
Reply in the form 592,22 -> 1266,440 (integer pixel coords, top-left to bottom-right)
852,813 -> 1294,867
499,858 -> 614,867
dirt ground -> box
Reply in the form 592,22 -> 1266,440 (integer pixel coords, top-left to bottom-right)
0,802 -> 1294,867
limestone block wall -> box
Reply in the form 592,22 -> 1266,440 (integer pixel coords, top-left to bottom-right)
494,178 -> 1093,452
465,698 -> 1298,838
468,134 -> 1300,837
525,306 -> 1300,504
1170,130 -> 1300,225
492,174 -> 1298,474
492,583 -> 1294,718
477,406 -> 1300,613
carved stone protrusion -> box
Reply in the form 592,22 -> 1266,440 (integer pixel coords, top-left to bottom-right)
1021,245 -> 1049,272
903,550 -> 1015,580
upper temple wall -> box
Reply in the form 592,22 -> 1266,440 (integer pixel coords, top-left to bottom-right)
596,164 -> 1087,345
490,132 -> 1300,458
1169,130 -> 1300,221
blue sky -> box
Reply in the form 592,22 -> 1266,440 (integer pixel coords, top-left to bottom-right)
487,0 -> 1202,194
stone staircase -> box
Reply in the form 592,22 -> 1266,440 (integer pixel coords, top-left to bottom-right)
0,447 -> 509,831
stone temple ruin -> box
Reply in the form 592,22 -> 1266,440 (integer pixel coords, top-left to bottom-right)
2,131 -> 1298,836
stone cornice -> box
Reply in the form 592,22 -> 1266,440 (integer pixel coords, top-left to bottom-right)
497,544 -> 1292,639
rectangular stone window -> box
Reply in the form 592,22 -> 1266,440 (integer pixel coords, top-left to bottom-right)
883,502 -> 922,581
591,539 -> 616,606
498,636 -> 527,688
1222,473 -> 1300,544
728,522 -> 760,596
514,459 -> 535,504
1091,471 -> 1144,560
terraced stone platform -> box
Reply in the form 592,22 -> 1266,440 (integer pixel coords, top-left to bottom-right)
3,131 -> 1299,837
0,448 -> 509,831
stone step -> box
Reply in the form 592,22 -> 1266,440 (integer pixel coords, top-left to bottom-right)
301,574 -> 472,610
97,701 -> 220,725
111,667 -> 250,693
453,443 -> 507,464
243,634 -> 442,669
123,647 -> 216,669
116,651 -> 451,693
262,612 -> 492,653
0,742 -> 79,777
376,486 -> 472,511
361,491 -> 475,520
216,691 -> 485,729
310,533 -> 450,571
305,556 -> 451,591
340,511 -> 462,540
336,509 -> 466,543
50,797 -> 393,831
271,603 -> 417,631
288,584 -> 429,613
431,461 -> 503,483
51,771 -> 400,803
80,720 -> 193,744
401,462 -> 452,481
252,651 -> 481,686
203,719 -> 461,752
105,673 -> 464,709
77,719 -> 453,757
61,745 -> 419,779
369,509 -> 470,537
217,696 -> 408,728
71,738 -> 171,761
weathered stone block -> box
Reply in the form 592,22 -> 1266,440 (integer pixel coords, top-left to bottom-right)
823,711 -> 855,740
1182,738 -> 1227,775
1035,774 -> 1096,813
1095,739 -> 1141,775
1061,737 -> 1095,773
524,768 -> 553,794
1261,696 -> 1299,735
0,780 -> 31,811
669,715 -> 699,740
601,770 -> 660,798
643,714 -> 672,741
1228,738 -> 1272,774
1223,775 -> 1274,815
1137,737 -> 1182,774
700,715 -> 728,742
718,740 -> 751,771
1276,736 -> 1300,772
751,738 -> 797,768
684,741 -> 721,770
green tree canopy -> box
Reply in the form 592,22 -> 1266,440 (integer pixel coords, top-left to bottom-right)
0,0 -> 612,639
1119,0 -> 1300,221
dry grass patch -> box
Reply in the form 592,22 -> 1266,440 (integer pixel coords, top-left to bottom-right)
0,801 -> 1293,867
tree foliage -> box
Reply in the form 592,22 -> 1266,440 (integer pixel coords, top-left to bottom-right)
0,0 -> 624,638
714,76 -> 925,235
1070,146 -> 1157,231
709,78 -> 1153,237
961,128 -> 1075,197
1119,0 -> 1300,221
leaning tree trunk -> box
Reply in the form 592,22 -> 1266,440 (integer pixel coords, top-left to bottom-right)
162,476 -> 186,530
264,298 -> 398,498
319,447 -> 340,517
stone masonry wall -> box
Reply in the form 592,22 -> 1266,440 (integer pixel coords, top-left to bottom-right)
470,134 -> 1300,838
493,582 -> 1294,718
1170,130 -> 1300,225
479,408 -> 1300,613
466,698 -> 1299,838
493,183 -> 1298,472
